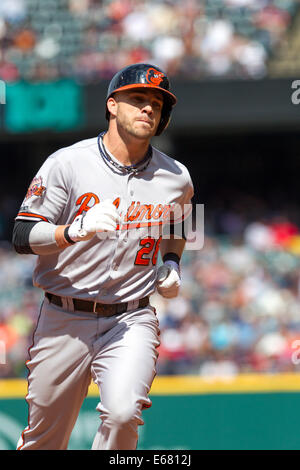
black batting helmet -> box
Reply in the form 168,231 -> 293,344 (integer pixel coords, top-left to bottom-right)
105,63 -> 177,136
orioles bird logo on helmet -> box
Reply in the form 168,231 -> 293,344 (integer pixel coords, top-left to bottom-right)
146,68 -> 165,86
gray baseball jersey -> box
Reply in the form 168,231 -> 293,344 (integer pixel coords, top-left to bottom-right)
16,133 -> 194,450
16,134 -> 194,303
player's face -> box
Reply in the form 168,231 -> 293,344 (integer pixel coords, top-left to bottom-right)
110,89 -> 164,140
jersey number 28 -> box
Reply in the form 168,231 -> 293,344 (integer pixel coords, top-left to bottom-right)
134,236 -> 162,266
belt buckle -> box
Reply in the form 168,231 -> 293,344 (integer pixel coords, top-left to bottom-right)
93,301 -> 108,316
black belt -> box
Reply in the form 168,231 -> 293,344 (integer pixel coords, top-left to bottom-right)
45,292 -> 149,316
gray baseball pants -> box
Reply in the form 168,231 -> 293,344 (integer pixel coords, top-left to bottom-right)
17,295 -> 160,450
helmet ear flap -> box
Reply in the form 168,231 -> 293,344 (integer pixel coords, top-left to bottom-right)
155,105 -> 172,136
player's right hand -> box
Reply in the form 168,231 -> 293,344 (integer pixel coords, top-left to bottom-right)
67,200 -> 121,242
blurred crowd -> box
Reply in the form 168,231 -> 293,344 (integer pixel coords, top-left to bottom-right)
0,0 -> 298,83
2,213 -> 300,378
154,214 -> 300,376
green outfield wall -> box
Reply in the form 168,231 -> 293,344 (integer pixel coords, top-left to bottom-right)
1,374 -> 300,450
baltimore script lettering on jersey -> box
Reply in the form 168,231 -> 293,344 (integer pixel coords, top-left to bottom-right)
74,194 -> 188,229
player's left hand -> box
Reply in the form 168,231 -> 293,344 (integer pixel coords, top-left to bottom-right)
156,261 -> 181,298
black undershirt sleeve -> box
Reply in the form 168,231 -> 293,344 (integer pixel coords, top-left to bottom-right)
12,220 -> 39,255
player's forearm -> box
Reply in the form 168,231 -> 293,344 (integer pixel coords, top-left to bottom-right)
13,220 -> 73,255
159,236 -> 186,261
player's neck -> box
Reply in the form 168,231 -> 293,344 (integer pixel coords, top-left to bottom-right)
103,129 -> 151,166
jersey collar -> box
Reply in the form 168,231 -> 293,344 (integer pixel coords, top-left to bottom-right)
97,132 -> 152,175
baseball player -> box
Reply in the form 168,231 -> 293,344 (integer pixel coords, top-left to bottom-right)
12,63 -> 194,450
